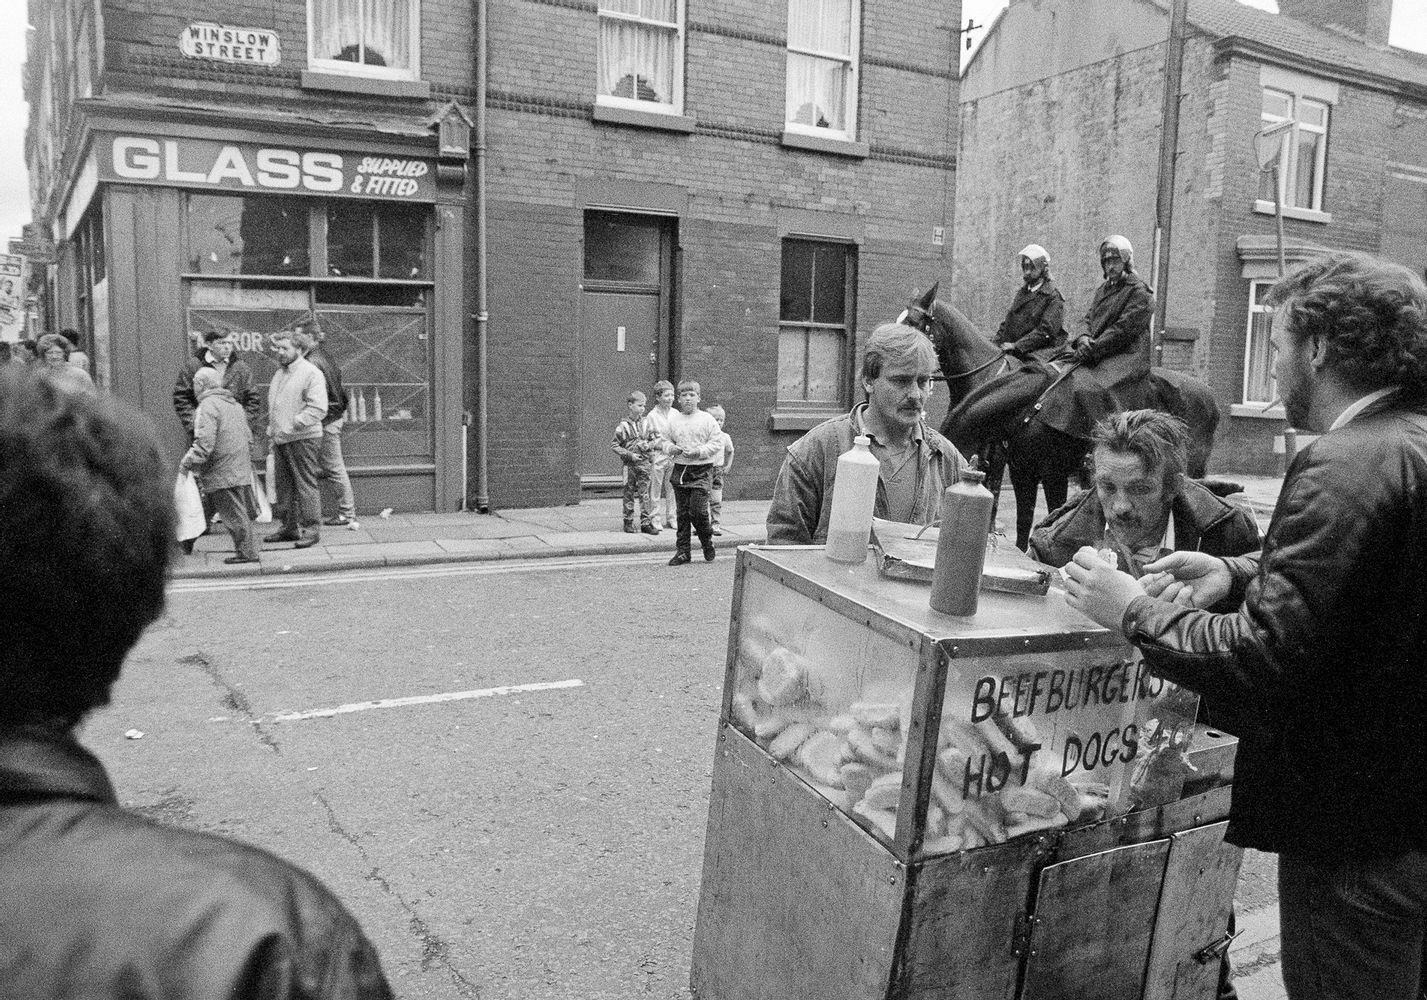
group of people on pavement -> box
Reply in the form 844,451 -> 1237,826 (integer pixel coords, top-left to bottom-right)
766,249 -> 1427,1000
3,328 -> 95,395
173,319 -> 358,564
612,378 -> 735,565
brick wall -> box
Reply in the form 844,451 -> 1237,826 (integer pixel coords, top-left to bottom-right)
482,0 -> 963,509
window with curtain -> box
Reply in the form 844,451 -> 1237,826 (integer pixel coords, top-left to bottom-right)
779,239 -> 853,408
597,0 -> 683,111
310,0 -> 418,79
785,0 -> 858,138
1256,87 -> 1329,212
1242,280 -> 1277,406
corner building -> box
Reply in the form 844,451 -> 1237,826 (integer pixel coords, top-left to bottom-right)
28,0 -> 961,511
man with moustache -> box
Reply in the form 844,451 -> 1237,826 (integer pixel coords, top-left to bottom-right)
767,322 -> 967,544
1062,252 -> 1427,1000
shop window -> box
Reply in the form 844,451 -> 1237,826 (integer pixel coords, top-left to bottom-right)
309,0 -> 419,80
1243,280 -> 1276,406
778,239 -> 853,409
785,0 -> 859,139
327,202 -> 429,280
596,0 -> 684,114
187,195 -> 311,276
583,211 -> 662,285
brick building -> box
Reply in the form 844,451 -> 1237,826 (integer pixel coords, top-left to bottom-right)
26,0 -> 963,511
953,0 -> 1427,474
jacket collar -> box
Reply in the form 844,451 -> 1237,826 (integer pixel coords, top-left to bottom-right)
851,402 -> 929,453
0,725 -> 117,805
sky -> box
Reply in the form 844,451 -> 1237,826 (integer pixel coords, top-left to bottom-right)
0,1 -> 1423,246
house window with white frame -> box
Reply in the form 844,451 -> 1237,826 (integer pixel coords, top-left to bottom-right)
779,239 -> 854,409
1257,87 -> 1329,212
785,0 -> 859,138
1243,280 -> 1277,406
309,0 -> 419,79
597,0 -> 684,111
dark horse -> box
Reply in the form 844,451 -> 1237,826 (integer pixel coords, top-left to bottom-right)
901,285 -> 1221,550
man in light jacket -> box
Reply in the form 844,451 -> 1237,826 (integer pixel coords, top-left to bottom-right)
180,368 -> 259,564
265,330 -> 327,549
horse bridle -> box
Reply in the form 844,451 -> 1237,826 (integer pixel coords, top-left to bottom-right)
898,305 -> 1009,382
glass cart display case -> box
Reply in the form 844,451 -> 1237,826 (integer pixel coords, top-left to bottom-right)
692,544 -> 1242,1000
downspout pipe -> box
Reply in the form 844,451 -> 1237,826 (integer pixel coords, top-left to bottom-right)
472,0 -> 491,513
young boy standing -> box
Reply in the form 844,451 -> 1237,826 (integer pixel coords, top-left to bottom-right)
646,380 -> 677,529
665,380 -> 722,565
612,391 -> 659,535
706,403 -> 735,535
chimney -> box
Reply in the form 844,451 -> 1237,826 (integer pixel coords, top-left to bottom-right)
1277,0 -> 1392,47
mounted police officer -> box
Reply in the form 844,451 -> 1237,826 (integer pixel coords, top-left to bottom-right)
995,244 -> 1066,362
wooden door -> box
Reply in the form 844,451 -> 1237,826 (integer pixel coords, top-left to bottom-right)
578,290 -> 660,481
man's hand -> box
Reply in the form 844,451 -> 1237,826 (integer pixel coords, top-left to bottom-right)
1062,546 -> 1144,630
1139,551 -> 1233,609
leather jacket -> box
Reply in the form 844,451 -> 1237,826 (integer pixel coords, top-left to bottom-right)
0,727 -> 393,999
1120,394 -> 1427,858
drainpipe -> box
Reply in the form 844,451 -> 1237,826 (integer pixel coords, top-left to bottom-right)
1151,0 -> 1188,365
472,0 -> 491,513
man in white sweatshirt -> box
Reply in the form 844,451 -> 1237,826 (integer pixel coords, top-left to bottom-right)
265,330 -> 328,548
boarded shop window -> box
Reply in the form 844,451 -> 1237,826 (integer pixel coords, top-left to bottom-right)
596,0 -> 684,112
785,0 -> 859,138
187,195 -> 311,277
327,202 -> 429,280
1242,280 -> 1276,406
1256,87 -> 1330,213
778,239 -> 853,409
309,0 -> 419,79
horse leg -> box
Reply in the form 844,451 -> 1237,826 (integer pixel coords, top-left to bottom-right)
1008,459 -> 1041,551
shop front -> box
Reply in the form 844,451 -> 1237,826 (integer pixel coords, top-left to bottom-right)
55,122 -> 467,513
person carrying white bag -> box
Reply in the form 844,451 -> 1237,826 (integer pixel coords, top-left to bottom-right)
179,369 -> 261,564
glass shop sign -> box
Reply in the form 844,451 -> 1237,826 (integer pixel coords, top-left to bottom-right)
98,134 -> 436,202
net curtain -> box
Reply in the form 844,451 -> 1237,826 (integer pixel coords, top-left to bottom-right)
314,0 -> 412,70
785,0 -> 852,130
599,0 -> 677,103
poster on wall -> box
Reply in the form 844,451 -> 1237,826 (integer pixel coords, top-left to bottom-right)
0,254 -> 25,342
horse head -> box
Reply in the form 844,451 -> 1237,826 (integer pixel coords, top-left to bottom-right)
898,284 -> 1000,386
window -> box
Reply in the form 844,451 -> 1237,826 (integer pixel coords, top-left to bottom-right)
187,195 -> 311,276
327,202 -> 429,280
779,239 -> 854,408
584,211 -> 662,284
596,0 -> 684,113
785,0 -> 859,138
309,0 -> 419,79
1243,280 -> 1276,406
1257,87 -> 1330,213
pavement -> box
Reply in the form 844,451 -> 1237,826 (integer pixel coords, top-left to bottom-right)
170,473 -> 1290,999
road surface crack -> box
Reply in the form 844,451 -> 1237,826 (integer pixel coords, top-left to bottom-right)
178,651 -> 281,754
311,792 -> 481,998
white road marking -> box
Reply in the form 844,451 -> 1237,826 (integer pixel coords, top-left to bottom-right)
267,678 -> 585,723
169,554 -> 661,594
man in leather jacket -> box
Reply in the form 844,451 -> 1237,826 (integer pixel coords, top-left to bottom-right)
0,369 -> 392,999
1062,252 -> 1427,1000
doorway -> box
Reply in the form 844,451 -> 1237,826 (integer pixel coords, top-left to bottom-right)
578,210 -> 675,486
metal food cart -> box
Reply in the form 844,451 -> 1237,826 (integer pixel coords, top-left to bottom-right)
691,543 -> 1241,1000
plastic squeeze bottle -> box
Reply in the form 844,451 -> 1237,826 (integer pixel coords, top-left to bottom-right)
929,467 -> 994,615
824,435 -> 881,563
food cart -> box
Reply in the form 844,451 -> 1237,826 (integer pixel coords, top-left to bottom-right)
690,540 -> 1241,1000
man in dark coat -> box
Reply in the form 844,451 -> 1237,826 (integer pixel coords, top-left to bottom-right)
1029,409 -> 1260,584
0,369 -> 392,999
1063,251 -> 1427,1000
173,328 -> 261,437
995,243 -> 1066,360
